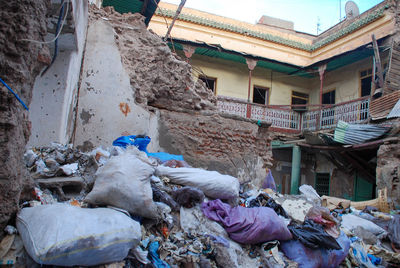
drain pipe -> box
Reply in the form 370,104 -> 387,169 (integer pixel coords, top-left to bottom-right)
163,0 -> 186,41
290,145 -> 301,194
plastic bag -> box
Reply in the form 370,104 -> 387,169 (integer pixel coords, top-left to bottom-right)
388,215 -> 400,249
280,232 -> 350,268
84,148 -> 159,218
341,214 -> 387,236
171,186 -> 205,208
152,186 -> 180,212
262,170 -> 276,191
247,194 -> 288,218
16,204 -> 141,266
306,206 -> 340,238
201,199 -> 292,244
112,135 -> 151,152
156,166 -> 240,200
288,219 -> 341,250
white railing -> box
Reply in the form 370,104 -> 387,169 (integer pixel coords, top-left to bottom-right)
217,99 -> 247,118
303,97 -> 370,131
251,105 -> 301,131
218,96 -> 370,133
217,97 -> 301,132
302,110 -> 320,131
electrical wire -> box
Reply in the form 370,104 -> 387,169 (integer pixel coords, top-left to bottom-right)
0,78 -> 29,110
20,0 -> 69,44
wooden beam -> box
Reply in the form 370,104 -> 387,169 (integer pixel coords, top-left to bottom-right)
372,34 -> 384,92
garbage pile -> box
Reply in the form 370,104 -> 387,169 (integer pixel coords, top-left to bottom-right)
1,136 -> 399,267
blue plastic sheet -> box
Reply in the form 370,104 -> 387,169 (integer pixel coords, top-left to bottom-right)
147,152 -> 184,162
149,241 -> 170,268
112,135 -> 151,152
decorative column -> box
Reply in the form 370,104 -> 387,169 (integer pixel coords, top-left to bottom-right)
246,58 -> 257,118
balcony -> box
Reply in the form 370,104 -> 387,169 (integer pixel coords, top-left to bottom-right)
217,96 -> 370,133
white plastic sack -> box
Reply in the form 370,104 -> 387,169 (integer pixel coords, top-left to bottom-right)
156,166 -> 240,200
16,204 -> 141,266
341,214 -> 387,236
299,184 -> 321,204
85,148 -> 159,218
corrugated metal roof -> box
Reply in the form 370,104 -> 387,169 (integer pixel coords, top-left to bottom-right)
370,90 -> 400,120
334,120 -> 391,145
387,98 -> 400,118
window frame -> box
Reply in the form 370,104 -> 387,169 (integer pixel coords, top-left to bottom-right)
322,88 -> 336,105
198,75 -> 217,95
291,90 -> 309,111
359,68 -> 373,97
252,85 -> 270,105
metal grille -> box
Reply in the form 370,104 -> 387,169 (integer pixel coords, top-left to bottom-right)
315,173 -> 330,196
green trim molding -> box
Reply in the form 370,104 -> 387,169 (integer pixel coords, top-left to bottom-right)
156,5 -> 389,52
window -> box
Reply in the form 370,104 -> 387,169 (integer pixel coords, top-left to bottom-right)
291,91 -> 309,111
253,86 -> 269,105
360,68 -> 372,97
322,90 -> 335,105
198,76 -> 216,93
315,173 -> 330,196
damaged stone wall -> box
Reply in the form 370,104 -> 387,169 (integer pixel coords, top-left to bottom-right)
75,5 -> 274,186
159,110 -> 272,186
100,7 -> 217,112
377,141 -> 400,208
0,0 -> 50,233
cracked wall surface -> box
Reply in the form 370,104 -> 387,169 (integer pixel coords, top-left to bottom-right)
0,0 -> 50,235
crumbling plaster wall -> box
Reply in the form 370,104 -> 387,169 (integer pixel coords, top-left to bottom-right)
29,0 -> 88,147
74,18 -> 160,152
0,0 -> 50,233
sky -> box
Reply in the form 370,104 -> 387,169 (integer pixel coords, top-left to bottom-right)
161,0 -> 384,35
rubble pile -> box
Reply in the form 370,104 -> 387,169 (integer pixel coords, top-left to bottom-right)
1,139 -> 399,267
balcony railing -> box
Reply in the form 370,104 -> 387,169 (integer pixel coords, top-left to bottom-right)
217,96 -> 370,133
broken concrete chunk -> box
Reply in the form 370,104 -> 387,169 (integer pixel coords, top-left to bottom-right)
274,195 -> 314,223
36,176 -> 85,200
60,163 -> 79,176
24,150 -> 38,168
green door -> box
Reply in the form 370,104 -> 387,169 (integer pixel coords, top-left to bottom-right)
354,172 -> 374,201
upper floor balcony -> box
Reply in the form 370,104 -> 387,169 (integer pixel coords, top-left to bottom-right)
217,96 -> 370,133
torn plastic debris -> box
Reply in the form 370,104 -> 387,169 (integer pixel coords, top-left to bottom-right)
349,237 -> 376,268
287,219 -> 341,250
171,186 -> 205,208
262,170 -> 276,191
201,199 -> 292,244
16,204 -> 141,266
149,241 -> 170,268
152,185 -> 180,212
280,231 -> 350,268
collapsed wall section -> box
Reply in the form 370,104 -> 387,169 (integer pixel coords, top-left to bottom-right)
0,0 -> 50,234
75,5 -> 274,187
